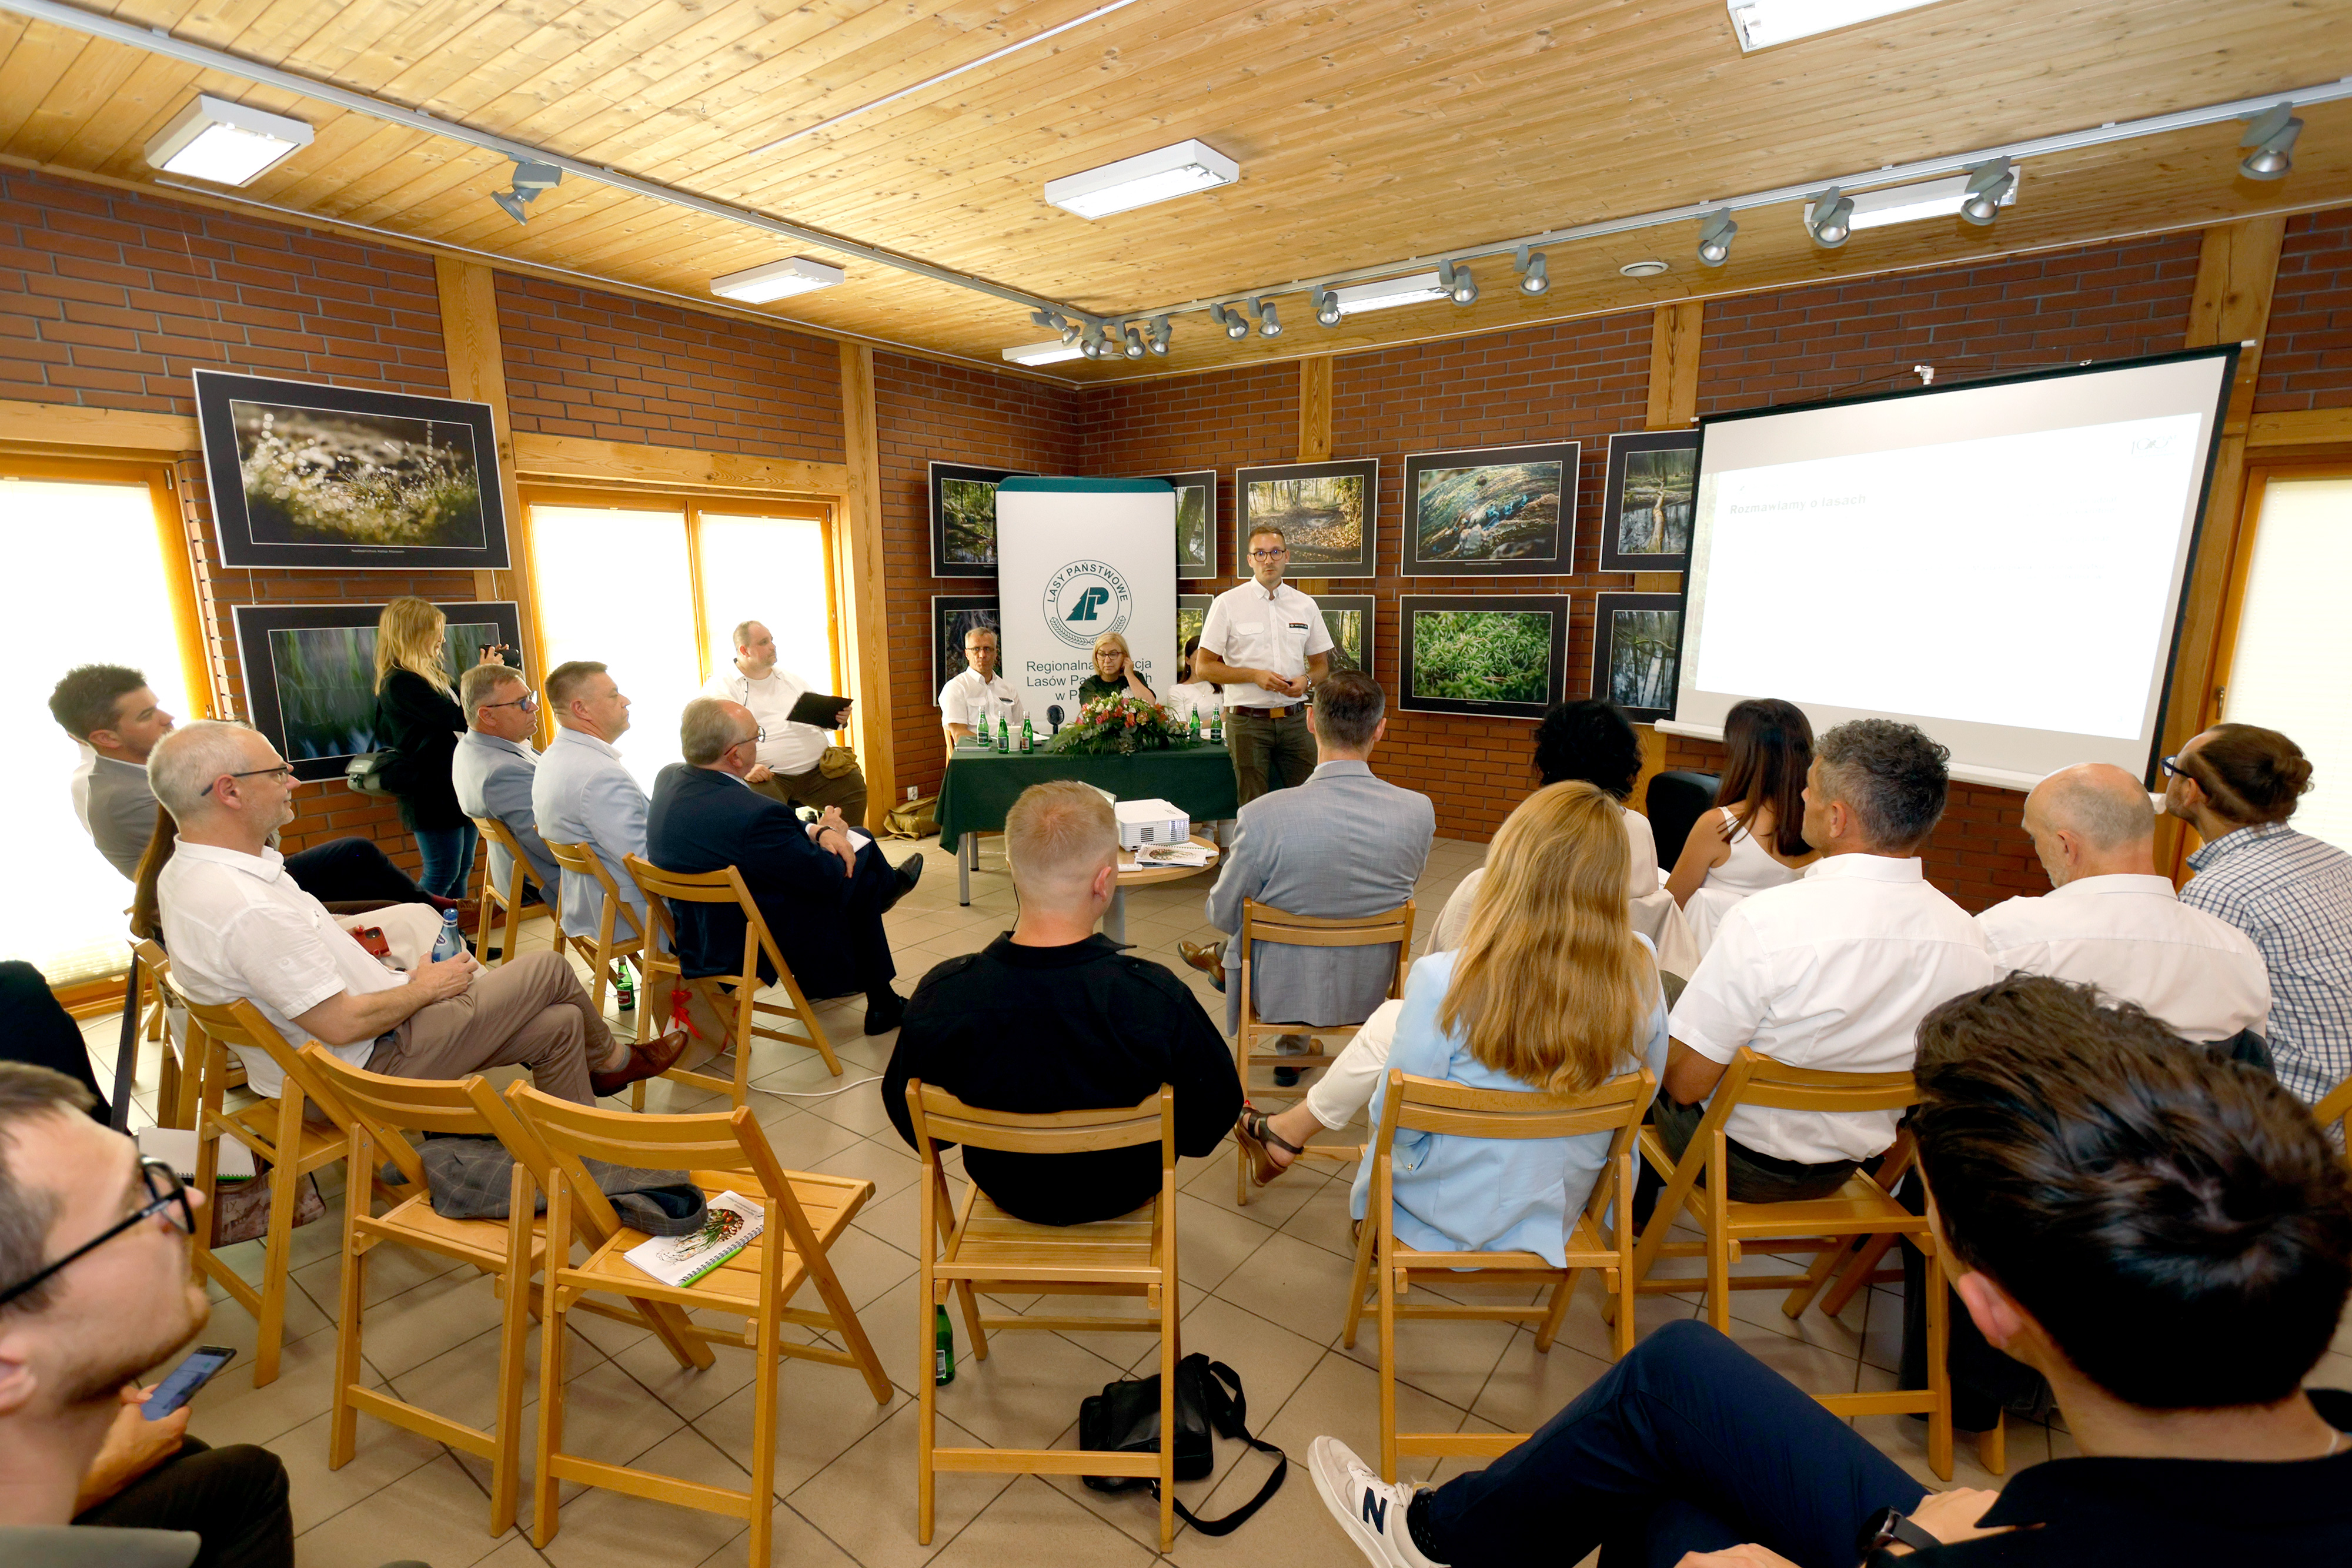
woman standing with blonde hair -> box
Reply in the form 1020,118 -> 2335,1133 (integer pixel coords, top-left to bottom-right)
372,596 -> 504,901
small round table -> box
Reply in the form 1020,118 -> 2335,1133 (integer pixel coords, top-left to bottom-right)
1104,835 -> 1221,945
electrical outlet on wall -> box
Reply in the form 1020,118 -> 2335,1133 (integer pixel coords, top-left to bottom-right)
906,785 -> 917,800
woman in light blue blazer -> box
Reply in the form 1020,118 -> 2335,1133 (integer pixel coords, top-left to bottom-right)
1349,780 -> 1671,1266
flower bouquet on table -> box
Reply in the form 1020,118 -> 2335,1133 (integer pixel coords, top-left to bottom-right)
1047,693 -> 1203,756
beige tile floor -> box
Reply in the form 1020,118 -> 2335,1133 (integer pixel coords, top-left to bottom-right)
85,833 -> 2352,1568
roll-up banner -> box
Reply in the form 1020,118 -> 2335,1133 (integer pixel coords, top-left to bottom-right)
995,477 -> 1178,731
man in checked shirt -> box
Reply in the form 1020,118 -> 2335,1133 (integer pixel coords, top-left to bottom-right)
2164,722 -> 2352,1109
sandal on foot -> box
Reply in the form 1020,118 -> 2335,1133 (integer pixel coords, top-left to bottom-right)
1235,1104 -> 1305,1187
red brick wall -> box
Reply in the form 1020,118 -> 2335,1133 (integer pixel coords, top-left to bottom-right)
495,273 -> 844,460
2253,207 -> 2352,413
874,352 -> 1080,800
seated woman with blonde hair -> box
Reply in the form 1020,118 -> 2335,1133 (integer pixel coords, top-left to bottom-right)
1240,783 -> 1669,1261
1077,630 -> 1155,706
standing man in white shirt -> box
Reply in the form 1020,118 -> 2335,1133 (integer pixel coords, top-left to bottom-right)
700,619 -> 866,825
1663,719 -> 1999,1202
1977,763 -> 2270,1045
938,625 -> 1025,746
1193,524 -> 1334,807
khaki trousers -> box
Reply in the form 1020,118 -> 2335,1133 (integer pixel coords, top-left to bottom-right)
1224,706 -> 1318,808
749,759 -> 868,827
368,951 -> 616,1105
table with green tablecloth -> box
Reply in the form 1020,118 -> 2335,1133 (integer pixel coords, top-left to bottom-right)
937,740 -> 1239,904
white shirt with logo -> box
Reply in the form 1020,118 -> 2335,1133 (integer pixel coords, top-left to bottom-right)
1198,580 -> 1334,710
940,667 -> 1027,734
700,665 -> 830,775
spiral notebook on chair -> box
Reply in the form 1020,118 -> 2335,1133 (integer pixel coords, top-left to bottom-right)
624,1190 -> 763,1286
136,1126 -> 255,1183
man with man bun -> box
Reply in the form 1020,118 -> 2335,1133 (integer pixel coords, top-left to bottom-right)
2164,722 -> 2352,1105
1978,761 -> 2269,1045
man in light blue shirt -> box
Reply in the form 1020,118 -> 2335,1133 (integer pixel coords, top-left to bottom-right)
451,663 -> 559,902
530,661 -> 649,945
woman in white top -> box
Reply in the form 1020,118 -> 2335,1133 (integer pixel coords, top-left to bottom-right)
1165,635 -> 1222,727
1666,696 -> 1818,955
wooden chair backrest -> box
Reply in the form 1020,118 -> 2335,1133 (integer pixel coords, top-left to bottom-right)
2314,1076 -> 2352,1165
506,1081 -> 793,1222
1386,1067 -> 1656,1143
906,1083 -> 1173,1164
180,995 -> 356,1123
1721,1049 -> 1919,1116
623,854 -> 785,982
1240,898 -> 1416,952
470,815 -> 530,880
542,837 -> 643,942
298,1044 -> 537,1192
130,937 -> 173,989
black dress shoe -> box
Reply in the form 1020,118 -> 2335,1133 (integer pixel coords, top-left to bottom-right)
885,852 -> 926,913
863,989 -> 907,1035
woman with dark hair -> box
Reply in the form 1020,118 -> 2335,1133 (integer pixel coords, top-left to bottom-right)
1666,696 -> 1818,954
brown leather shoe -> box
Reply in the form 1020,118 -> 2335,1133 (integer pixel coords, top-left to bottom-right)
590,1027 -> 690,1099
1178,940 -> 1223,978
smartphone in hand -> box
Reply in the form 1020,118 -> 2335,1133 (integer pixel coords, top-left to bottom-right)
142,1346 -> 235,1419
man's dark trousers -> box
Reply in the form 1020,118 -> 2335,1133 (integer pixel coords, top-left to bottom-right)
1225,705 -> 1316,808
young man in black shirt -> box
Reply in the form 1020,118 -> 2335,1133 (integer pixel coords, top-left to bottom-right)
882,780 -> 1242,1225
1311,973 -> 2352,1567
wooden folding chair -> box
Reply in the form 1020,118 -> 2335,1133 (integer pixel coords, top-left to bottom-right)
1343,1066 -> 1658,1480
1233,897 -> 1415,1204
181,996 -> 399,1387
2316,1075 -> 2352,1165
1628,1048 -> 1955,1479
297,1046 -> 707,1536
542,837 -> 649,1035
507,1084 -> 890,1566
623,854 -> 842,1110
907,1083 -> 1182,1550
129,939 -> 241,1132
469,814 -> 556,964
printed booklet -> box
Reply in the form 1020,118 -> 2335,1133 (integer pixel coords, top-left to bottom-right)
623,1190 -> 763,1286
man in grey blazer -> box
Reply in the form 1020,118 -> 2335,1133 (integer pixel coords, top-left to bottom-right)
452,663 -> 560,902
1189,670 -> 1434,1080
530,660 -> 650,945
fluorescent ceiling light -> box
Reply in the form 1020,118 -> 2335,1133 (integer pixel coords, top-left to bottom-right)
1725,0 -> 1948,51
1044,139 -> 1238,220
143,94 -> 312,186
1003,340 -> 1086,366
709,257 -> 846,303
1803,170 -> 2019,232
1329,272 -> 1451,317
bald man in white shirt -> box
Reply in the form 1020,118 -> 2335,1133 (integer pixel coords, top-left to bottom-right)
1976,763 -> 2270,1045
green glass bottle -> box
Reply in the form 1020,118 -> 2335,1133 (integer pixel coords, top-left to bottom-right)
1209,704 -> 1223,744
1020,716 -> 1034,753
934,1305 -> 956,1385
996,714 -> 1010,752
1188,707 -> 1201,741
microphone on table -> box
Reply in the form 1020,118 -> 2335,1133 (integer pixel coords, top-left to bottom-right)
1047,704 -> 1064,736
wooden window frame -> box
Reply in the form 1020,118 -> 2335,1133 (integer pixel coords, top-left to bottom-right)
2202,457 -> 2352,735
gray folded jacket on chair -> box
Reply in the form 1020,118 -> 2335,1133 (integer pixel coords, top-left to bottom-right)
417,1135 -> 709,1236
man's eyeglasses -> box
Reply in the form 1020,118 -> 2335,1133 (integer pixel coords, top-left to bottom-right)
2160,754 -> 2194,781
0,1158 -> 194,1308
736,728 -> 767,748
1249,546 -> 1288,560
481,691 -> 539,714
200,765 -> 293,797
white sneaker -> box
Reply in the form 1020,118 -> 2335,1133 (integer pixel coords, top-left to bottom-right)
1308,1435 -> 1448,1567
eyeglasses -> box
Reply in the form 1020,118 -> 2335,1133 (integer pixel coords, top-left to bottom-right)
2160,754 -> 2194,781
481,691 -> 539,714
1249,546 -> 1288,560
200,764 -> 293,797
736,728 -> 766,749
0,1158 -> 194,1308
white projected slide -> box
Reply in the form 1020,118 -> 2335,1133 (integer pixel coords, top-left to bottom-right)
1672,352 -> 2234,788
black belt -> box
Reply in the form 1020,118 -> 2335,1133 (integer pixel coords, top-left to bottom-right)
1227,704 -> 1302,718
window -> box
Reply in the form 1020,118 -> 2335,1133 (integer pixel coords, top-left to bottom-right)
523,490 -> 837,788
2217,469 -> 2352,852
0,460 -> 203,985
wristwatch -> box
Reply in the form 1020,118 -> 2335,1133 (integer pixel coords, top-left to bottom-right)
1857,1506 -> 1942,1556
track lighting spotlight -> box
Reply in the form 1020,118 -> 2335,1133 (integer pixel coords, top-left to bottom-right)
1211,302 -> 1250,340
492,157 -> 561,225
1122,324 -> 1147,359
1959,158 -> 2014,225
1805,186 -> 1855,248
2239,103 -> 2302,180
1249,297 -> 1281,337
1314,287 -> 1342,327
1696,208 -> 1738,266
1147,317 -> 1172,356
1441,260 -> 1478,306
1514,246 -> 1549,295
492,189 -> 533,225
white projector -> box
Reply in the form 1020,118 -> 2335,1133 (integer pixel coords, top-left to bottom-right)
1114,798 -> 1190,850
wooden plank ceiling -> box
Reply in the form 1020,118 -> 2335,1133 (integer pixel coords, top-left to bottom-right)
1,0 -> 2348,379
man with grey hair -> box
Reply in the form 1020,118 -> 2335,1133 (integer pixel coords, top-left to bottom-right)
881,780 -> 1240,1225
1976,763 -> 2269,1044
450,662 -> 560,910
699,619 -> 866,824
646,698 -> 912,1035
1661,718 -> 1997,1202
150,721 -> 685,1105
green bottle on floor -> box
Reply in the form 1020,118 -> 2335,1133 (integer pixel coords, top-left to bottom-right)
934,1305 -> 956,1385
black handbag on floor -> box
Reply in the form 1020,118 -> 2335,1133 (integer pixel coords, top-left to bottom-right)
1077,1353 -> 1287,1536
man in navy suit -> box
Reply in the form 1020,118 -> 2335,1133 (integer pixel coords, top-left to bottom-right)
646,698 -> 918,1035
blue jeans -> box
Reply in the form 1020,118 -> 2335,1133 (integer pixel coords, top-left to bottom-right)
1425,1320 -> 1927,1568
412,823 -> 479,903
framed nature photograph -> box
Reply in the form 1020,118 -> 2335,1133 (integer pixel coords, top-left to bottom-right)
1397,594 -> 1568,720
931,596 -> 1001,705
928,461 -> 1037,577
1316,594 -> 1374,677
193,369 -> 510,571
1150,470 -> 1218,580
1236,458 -> 1377,579
232,601 -> 523,782
1177,593 -> 1213,678
1601,430 -> 1699,572
1402,442 -> 1578,576
1592,591 -> 1683,721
